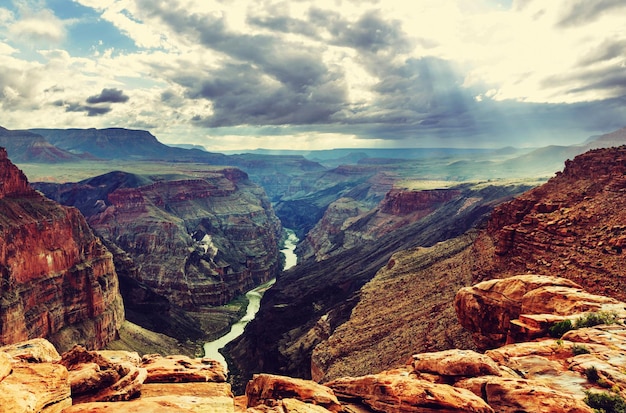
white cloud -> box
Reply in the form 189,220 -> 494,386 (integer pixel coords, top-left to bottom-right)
8,8 -> 66,45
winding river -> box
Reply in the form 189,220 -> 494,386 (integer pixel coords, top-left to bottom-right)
203,229 -> 298,371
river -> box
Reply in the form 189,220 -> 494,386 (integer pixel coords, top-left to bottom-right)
203,228 -> 298,371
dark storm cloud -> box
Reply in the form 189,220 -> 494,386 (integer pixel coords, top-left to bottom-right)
557,0 -> 626,27
250,7 -> 411,54
541,63 -> 626,98
177,62 -> 345,127
49,88 -> 128,118
65,102 -> 112,117
52,100 -> 112,117
328,10 -> 410,53
140,0 -> 347,126
246,14 -> 321,39
566,70 -> 626,96
86,88 -> 130,104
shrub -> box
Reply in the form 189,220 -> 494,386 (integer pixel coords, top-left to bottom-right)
576,311 -> 619,329
573,344 -> 591,355
549,319 -> 573,338
585,366 -> 600,382
584,391 -> 626,413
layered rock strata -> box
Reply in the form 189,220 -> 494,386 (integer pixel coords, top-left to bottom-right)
478,146 -> 626,300
0,148 -> 124,351
37,169 -> 282,309
456,274 -> 626,349
229,182 -> 529,386
297,185 -> 486,262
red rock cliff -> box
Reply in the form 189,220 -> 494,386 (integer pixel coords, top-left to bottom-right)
298,187 -> 462,261
84,172 -> 283,309
474,145 -> 626,301
0,148 -> 124,352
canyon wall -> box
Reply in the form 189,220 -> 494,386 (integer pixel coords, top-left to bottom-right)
227,182 -> 530,388
0,148 -> 124,352
474,146 -> 626,302
37,168 -> 283,310
297,187 -> 462,262
308,145 -> 626,383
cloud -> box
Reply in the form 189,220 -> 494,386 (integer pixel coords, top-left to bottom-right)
2,0 -> 626,151
178,61 -> 346,127
557,0 -> 626,27
86,88 -> 129,104
54,100 -> 112,117
8,7 -> 66,45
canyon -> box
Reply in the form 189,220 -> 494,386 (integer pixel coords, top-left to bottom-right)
0,148 -> 124,352
227,181 -> 534,388
229,143 -> 626,393
34,167 -> 283,346
36,169 -> 283,309
3,125 -> 626,411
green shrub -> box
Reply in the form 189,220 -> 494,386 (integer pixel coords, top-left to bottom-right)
573,344 -> 591,355
576,311 -> 619,329
549,319 -> 573,338
584,391 -> 626,413
586,366 -> 600,382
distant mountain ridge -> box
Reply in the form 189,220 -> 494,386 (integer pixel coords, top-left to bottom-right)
0,127 -> 84,163
29,127 -> 229,162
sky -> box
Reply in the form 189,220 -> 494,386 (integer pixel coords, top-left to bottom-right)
0,0 -> 626,151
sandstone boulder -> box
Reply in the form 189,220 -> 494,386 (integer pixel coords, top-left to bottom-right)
0,361 -> 71,413
412,349 -> 500,377
59,345 -> 146,403
245,374 -> 342,413
0,351 -> 11,381
456,376 -> 593,413
141,354 -> 226,383
327,371 -> 494,413
454,274 -> 614,349
562,325 -> 626,351
520,285 -> 626,316
0,338 -> 61,363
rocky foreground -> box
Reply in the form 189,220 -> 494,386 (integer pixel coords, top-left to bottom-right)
4,274 -> 626,412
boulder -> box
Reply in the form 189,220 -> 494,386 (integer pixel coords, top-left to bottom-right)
455,274 -> 607,349
141,354 -> 226,383
0,338 -> 61,363
0,362 -> 71,413
412,349 -> 500,377
456,376 -> 593,413
562,325 -> 626,351
327,371 -> 494,413
59,345 -> 146,403
0,352 -> 11,381
245,374 -> 342,413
